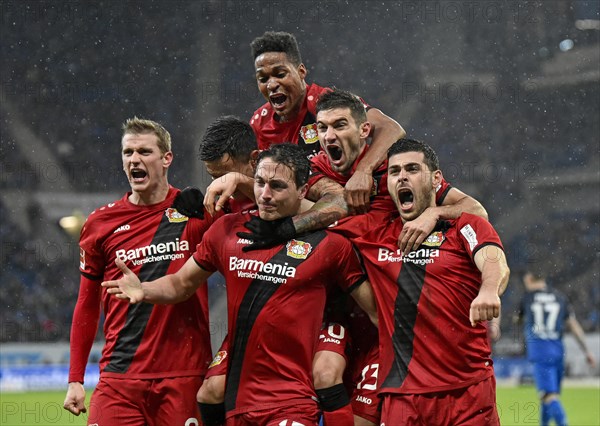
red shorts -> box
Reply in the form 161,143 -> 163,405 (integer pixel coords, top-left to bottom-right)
89,375 -> 203,426
350,344 -> 380,424
380,376 -> 499,426
225,402 -> 319,426
206,336 -> 229,379
316,322 -> 350,363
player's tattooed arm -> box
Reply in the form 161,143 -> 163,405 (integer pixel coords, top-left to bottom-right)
292,177 -> 347,235
238,177 -> 347,251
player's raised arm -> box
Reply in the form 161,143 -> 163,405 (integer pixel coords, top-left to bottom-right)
102,257 -> 212,304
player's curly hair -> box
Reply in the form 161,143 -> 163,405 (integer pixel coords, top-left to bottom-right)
250,31 -> 302,65
122,117 -> 171,154
316,89 -> 367,125
387,138 -> 440,172
199,116 -> 257,163
256,143 -> 310,188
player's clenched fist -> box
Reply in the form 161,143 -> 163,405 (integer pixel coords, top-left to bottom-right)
63,382 -> 86,415
102,258 -> 145,303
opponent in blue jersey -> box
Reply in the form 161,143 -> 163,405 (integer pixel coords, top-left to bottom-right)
518,271 -> 596,426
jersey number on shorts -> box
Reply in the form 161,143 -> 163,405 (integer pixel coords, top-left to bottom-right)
357,363 -> 379,390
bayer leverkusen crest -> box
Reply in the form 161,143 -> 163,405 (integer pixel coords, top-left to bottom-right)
299,124 -> 319,144
209,350 -> 227,368
422,231 -> 445,247
165,208 -> 189,223
286,239 -> 313,259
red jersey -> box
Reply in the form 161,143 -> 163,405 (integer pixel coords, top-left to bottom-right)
193,211 -> 367,417
353,213 -> 503,395
72,187 -> 213,381
249,83 -> 330,159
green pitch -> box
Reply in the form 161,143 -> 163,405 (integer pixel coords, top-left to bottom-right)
1,385 -> 598,425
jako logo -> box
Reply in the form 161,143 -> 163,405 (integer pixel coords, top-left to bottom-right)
356,395 -> 372,404
114,224 -> 131,233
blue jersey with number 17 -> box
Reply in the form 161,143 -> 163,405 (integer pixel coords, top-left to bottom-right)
519,287 -> 571,363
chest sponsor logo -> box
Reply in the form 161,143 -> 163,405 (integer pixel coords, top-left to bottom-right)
286,239 -> 312,259
229,256 -> 296,284
165,207 -> 189,223
422,231 -> 445,247
377,247 -> 440,265
299,123 -> 319,144
116,238 -> 189,266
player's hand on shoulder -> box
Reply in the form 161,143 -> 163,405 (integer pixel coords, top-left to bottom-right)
344,170 -> 372,215
101,258 -> 144,303
398,208 -> 438,253
63,382 -> 86,416
174,187 -> 205,219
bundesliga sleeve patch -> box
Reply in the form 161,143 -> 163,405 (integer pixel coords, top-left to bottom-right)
79,247 -> 86,270
460,224 -> 479,252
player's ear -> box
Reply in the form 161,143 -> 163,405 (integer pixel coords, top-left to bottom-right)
432,169 -> 442,188
359,121 -> 371,140
297,63 -> 307,80
298,183 -> 309,200
162,151 -> 173,168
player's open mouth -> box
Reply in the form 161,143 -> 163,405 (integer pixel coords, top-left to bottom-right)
398,188 -> 414,210
269,93 -> 287,110
131,168 -> 147,182
326,145 -> 343,162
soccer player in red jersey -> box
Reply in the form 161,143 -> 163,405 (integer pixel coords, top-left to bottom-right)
192,116 -> 354,426
249,31 -> 405,215
310,90 -> 488,426
103,143 -> 378,426
63,118 -> 215,426
353,139 -> 510,426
